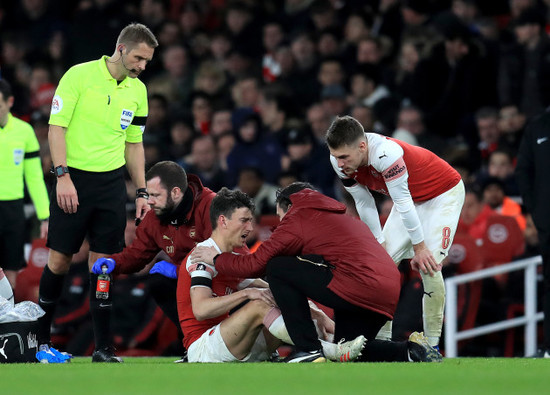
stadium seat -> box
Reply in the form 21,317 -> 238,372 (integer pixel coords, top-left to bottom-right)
14,238 -> 49,303
481,214 -> 525,267
446,232 -> 484,352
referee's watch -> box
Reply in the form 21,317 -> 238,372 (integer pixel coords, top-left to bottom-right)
54,165 -> 69,178
136,188 -> 149,200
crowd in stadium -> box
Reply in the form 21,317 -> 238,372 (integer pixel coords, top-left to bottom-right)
1,0 -> 549,359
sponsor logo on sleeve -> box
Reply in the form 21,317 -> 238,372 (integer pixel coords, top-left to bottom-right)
382,158 -> 407,181
51,95 -> 63,115
120,109 -> 134,130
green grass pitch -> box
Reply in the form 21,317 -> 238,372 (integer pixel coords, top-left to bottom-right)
2,357 -> 548,395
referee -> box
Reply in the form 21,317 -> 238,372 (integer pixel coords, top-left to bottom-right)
37,23 -> 158,363
0,79 -> 49,298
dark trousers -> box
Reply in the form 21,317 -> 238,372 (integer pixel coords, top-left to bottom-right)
543,252 -> 550,350
266,255 -> 408,362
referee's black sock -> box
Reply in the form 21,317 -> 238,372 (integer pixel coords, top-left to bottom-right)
37,265 -> 66,345
89,273 -> 113,350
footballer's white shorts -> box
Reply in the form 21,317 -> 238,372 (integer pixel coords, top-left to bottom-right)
383,180 -> 465,265
187,323 -> 270,363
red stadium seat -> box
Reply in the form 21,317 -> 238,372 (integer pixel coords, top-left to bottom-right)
447,233 -> 484,333
481,214 -> 525,267
446,232 -> 484,353
14,238 -> 49,303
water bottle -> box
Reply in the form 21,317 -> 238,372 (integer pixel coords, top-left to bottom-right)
96,265 -> 111,299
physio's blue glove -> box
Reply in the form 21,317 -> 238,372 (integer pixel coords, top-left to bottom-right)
149,260 -> 177,279
92,257 -> 115,274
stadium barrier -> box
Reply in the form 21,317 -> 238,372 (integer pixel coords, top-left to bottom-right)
444,255 -> 544,357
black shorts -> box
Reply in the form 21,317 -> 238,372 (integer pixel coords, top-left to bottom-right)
0,199 -> 26,270
47,167 -> 127,255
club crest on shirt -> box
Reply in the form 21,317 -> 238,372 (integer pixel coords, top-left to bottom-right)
189,227 -> 196,238
120,109 -> 134,130
13,149 -> 23,165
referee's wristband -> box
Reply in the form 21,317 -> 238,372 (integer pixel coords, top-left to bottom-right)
136,188 -> 149,200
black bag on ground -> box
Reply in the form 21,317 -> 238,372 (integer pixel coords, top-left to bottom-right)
0,320 -> 39,363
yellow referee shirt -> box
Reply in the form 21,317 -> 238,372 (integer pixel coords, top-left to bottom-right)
49,56 -> 149,172
0,113 -> 49,220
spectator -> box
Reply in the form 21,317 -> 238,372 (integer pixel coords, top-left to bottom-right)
393,105 -> 449,157
458,186 -> 496,240
193,61 -> 231,110
317,27 -> 343,59
281,128 -> 337,198
499,7 -> 550,119
148,44 -> 194,108
167,118 -> 196,162
411,19 -> 495,140
226,112 -> 283,186
236,167 -> 278,215
317,57 -> 346,94
321,84 -> 349,119
210,109 -> 234,137
476,149 -> 520,196
498,105 -> 526,156
216,131 -> 236,172
481,177 -> 526,231
257,85 -> 295,146
182,135 -> 228,192
350,104 -> 375,131
289,30 -> 320,108
262,20 -> 286,83
349,64 -> 391,109
306,102 -> 332,144
474,107 -> 502,170
190,91 -> 213,135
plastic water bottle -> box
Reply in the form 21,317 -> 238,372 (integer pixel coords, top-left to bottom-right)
96,265 -> 110,299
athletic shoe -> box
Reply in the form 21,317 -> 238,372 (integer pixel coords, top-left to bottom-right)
323,335 -> 367,362
283,349 -> 326,363
408,332 -> 443,362
36,344 -> 72,364
173,352 -> 188,363
92,347 -> 123,363
530,348 -> 550,358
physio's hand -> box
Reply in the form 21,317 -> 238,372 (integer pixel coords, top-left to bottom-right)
245,288 -> 276,306
410,243 -> 440,277
309,301 -> 335,341
149,260 -> 177,279
56,177 -> 79,214
92,258 -> 115,274
189,246 -> 219,266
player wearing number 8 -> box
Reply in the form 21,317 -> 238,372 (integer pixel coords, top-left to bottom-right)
326,115 -> 465,351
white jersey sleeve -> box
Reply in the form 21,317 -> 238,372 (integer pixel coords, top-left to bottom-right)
186,238 -> 220,289
370,136 -> 424,245
330,155 -> 385,243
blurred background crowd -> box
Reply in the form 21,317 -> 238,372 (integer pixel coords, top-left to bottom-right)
2,0 -> 549,357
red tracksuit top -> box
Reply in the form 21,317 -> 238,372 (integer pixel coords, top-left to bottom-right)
215,189 -> 401,319
111,174 -> 215,275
